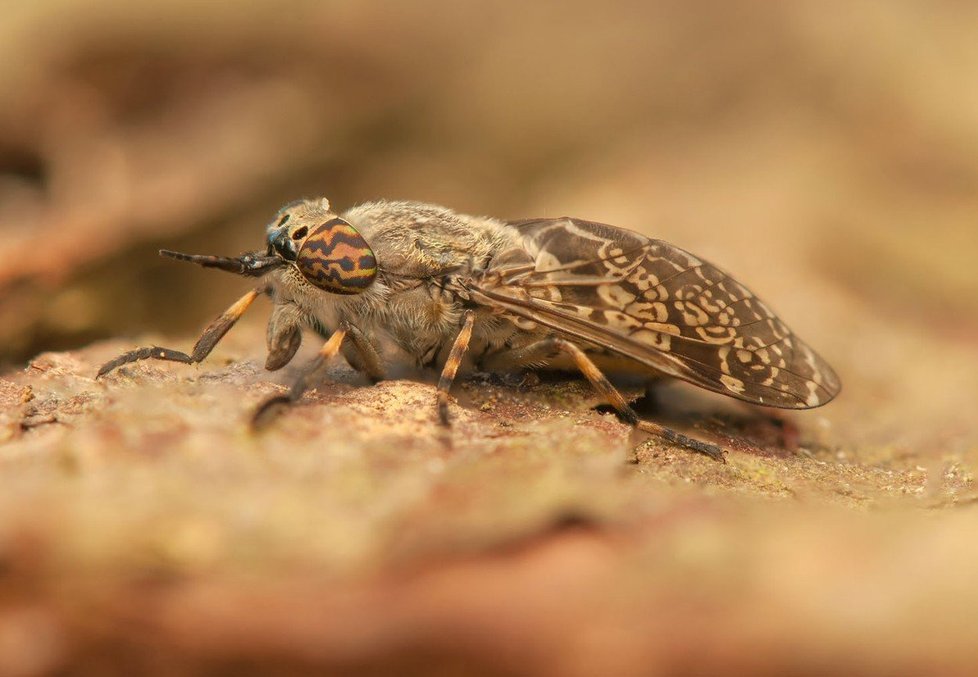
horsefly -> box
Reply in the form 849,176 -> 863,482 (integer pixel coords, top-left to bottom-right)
97,198 -> 841,461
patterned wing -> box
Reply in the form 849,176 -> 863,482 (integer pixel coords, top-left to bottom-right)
464,218 -> 840,409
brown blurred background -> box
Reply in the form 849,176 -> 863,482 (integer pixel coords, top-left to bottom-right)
3,0 -> 977,364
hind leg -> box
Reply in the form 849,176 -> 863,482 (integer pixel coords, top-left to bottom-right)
483,339 -> 726,462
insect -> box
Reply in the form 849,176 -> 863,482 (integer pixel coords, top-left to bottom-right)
97,197 -> 841,461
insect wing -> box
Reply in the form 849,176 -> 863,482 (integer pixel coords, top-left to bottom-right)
466,218 -> 840,409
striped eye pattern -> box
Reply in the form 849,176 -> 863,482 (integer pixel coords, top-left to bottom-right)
295,217 -> 377,294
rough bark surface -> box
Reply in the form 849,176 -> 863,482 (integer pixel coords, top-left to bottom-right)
2,315 -> 977,674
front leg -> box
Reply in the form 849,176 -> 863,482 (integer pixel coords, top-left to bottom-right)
97,287 -> 266,378
265,302 -> 305,371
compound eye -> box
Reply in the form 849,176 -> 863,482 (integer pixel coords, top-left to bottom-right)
295,218 -> 377,294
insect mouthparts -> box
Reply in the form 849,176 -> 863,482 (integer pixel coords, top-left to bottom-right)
159,249 -> 285,277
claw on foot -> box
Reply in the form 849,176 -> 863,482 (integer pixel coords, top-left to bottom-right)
250,395 -> 292,430
636,420 -> 727,463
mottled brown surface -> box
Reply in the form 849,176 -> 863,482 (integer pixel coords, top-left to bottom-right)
1,312 -> 977,675
2,2 -> 978,675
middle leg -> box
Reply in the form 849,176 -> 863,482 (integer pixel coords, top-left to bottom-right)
252,328 -> 348,428
436,310 -> 475,424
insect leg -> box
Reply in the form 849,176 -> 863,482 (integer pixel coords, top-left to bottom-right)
251,328 -> 348,428
478,339 -> 568,372
265,302 -> 305,371
524,338 -> 726,462
307,315 -> 385,382
96,287 -> 266,378
436,310 -> 476,425
343,324 -> 386,382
